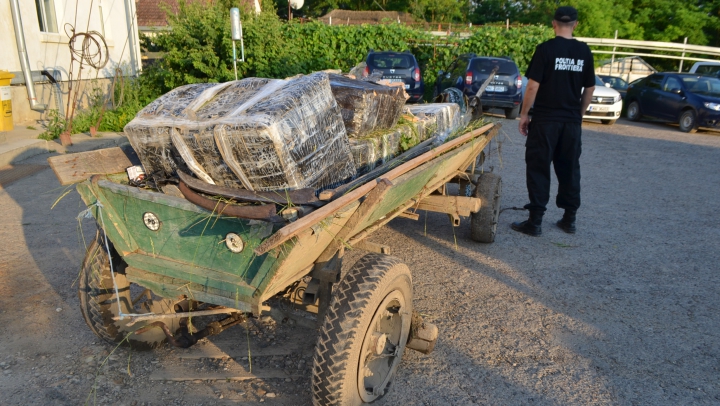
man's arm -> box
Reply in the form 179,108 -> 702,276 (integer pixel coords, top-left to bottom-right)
580,86 -> 595,116
519,79 -> 540,136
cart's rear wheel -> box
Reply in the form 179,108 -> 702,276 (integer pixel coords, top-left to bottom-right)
79,233 -> 179,350
471,173 -> 502,243
312,253 -> 412,405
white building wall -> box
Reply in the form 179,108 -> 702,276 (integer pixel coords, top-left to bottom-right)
0,0 -> 141,124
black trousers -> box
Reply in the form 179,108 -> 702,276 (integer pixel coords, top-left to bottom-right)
524,121 -> 582,215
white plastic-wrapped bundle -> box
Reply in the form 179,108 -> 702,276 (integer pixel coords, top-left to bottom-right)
329,74 -> 406,138
125,83 -> 218,178
404,103 -> 462,140
125,79 -> 277,187
214,72 -> 356,192
348,124 -> 412,175
170,78 -> 276,188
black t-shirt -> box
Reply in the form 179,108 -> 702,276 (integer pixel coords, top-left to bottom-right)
525,37 -> 595,123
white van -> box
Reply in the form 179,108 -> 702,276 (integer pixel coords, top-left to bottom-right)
689,62 -> 720,76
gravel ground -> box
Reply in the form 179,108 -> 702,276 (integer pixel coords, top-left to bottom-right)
0,116 -> 719,405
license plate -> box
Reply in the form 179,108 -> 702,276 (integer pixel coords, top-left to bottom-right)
589,106 -> 608,112
386,78 -> 403,83
486,86 -> 506,92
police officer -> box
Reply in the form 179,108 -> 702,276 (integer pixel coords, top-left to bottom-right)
513,6 -> 595,236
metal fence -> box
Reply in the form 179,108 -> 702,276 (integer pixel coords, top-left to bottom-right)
572,35 -> 720,72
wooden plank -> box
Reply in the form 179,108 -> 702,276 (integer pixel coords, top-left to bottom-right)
48,147 -> 138,185
416,195 -> 481,217
315,178 -> 393,263
253,122 -> 497,255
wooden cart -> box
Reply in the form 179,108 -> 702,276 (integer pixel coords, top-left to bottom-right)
57,122 -> 501,405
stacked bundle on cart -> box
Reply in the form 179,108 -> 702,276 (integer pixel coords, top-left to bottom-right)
125,72 -> 356,192
328,74 -> 406,138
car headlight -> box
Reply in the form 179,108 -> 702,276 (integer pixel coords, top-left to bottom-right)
614,95 -> 622,103
704,102 -> 720,111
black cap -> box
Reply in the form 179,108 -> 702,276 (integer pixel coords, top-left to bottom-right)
554,6 -> 578,22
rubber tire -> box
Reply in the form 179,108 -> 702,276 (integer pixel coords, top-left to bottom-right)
678,110 -> 698,133
311,253 -> 412,405
601,119 -> 616,125
471,173 -> 502,243
627,101 -> 641,121
505,105 -> 520,119
79,233 -> 178,350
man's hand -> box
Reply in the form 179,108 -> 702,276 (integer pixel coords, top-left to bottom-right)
519,79 -> 539,137
519,114 -> 530,136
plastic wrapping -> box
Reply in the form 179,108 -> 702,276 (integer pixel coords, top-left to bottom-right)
404,103 -> 463,140
214,72 -> 356,192
125,74 -> 356,192
348,124 -> 414,175
329,74 -> 406,138
125,83 -> 218,179
170,78 -> 277,188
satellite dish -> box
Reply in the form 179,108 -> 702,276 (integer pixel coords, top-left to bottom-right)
289,0 -> 304,10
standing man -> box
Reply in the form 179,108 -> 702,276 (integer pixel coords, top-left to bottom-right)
512,6 -> 595,236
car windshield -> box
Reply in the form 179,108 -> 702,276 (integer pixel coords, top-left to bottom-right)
469,59 -> 516,75
595,76 -> 606,86
681,76 -> 720,96
368,54 -> 414,69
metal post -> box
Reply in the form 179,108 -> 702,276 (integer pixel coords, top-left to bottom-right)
679,37 -> 688,72
232,41 -> 238,80
230,8 -> 244,79
610,30 -> 617,75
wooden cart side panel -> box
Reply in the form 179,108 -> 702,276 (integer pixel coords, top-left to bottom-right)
88,181 -> 270,283
258,201 -> 361,301
347,136 -> 486,236
253,123 -> 496,255
125,267 -> 254,312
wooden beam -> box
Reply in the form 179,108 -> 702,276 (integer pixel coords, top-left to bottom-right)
416,195 -> 481,217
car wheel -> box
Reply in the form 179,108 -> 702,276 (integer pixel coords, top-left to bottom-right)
627,101 -> 641,121
505,105 -> 520,119
678,110 -> 698,133
601,119 -> 616,125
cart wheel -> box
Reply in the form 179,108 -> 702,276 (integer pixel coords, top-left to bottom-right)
312,253 -> 412,405
79,232 -> 179,350
471,173 -> 502,243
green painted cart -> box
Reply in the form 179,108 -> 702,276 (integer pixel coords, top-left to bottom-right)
71,122 -> 500,405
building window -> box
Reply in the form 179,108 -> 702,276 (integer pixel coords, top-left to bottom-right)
35,0 -> 58,33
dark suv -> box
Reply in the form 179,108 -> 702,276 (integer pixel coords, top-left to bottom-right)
363,50 -> 424,103
434,54 -> 524,119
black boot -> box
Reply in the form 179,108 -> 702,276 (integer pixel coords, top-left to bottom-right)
511,212 -> 542,236
556,211 -> 576,234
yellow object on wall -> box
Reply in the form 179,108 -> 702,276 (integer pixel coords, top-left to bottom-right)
0,71 -> 15,131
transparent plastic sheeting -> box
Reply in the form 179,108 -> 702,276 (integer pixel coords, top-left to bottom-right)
349,102 -> 467,176
329,74 -> 406,138
403,103 -> 463,142
125,73 -> 356,192
349,127 -> 403,175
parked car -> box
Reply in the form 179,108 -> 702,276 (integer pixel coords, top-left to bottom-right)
625,72 -> 720,133
363,50 -> 424,103
584,75 -> 623,125
434,54 -> 523,119
689,61 -> 720,76
598,75 -> 629,98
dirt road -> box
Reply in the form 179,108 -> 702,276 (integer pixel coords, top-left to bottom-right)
1,117 -> 718,405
